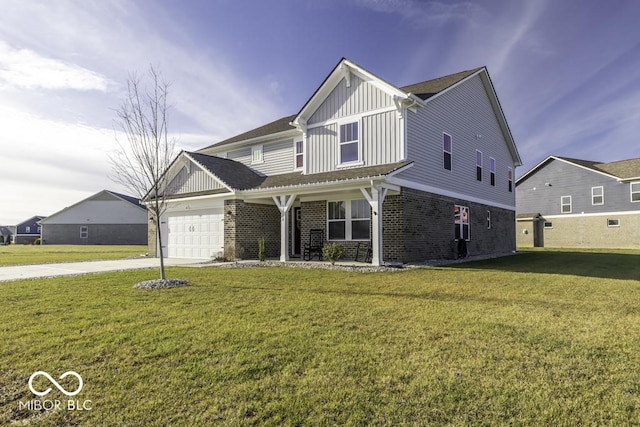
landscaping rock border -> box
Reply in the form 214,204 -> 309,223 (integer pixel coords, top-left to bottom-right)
134,278 -> 189,289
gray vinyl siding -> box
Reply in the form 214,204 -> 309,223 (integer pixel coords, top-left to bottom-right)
226,139 -> 294,175
396,74 -> 516,208
167,164 -> 225,194
307,110 -> 399,174
308,123 -> 338,174
516,159 -> 640,215
308,74 -> 394,125
362,110 -> 399,166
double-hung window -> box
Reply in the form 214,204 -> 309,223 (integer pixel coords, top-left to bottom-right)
80,226 -> 89,239
294,140 -> 304,170
327,199 -> 371,240
339,122 -> 359,164
476,150 -> 483,181
490,158 -> 496,186
251,145 -> 263,164
591,186 -> 604,205
454,205 -> 470,241
631,182 -> 640,202
443,133 -> 452,170
561,196 -> 572,213
25,226 -> 31,233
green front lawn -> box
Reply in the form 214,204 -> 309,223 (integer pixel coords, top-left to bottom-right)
0,245 -> 148,266
1,250 -> 640,425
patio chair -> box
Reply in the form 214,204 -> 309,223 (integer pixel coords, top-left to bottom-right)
303,229 -> 325,261
354,241 -> 372,263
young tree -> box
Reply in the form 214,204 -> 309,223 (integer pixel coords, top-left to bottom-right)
109,65 -> 176,280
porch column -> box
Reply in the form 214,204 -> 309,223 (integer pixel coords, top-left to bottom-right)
361,185 -> 388,266
272,194 -> 296,262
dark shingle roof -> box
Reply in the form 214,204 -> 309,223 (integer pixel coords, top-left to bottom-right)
187,152 -> 265,190
200,115 -> 297,151
107,191 -> 145,209
186,152 -> 411,192
400,67 -> 484,100
556,156 -> 640,180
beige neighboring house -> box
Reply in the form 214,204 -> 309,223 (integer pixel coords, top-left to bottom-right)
40,190 -> 148,245
516,156 -> 640,248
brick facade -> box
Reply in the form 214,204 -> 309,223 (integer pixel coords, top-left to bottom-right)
224,199 -> 281,259
537,214 -> 640,249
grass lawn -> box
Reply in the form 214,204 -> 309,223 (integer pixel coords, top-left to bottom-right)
2,249 -> 640,425
0,245 -> 148,266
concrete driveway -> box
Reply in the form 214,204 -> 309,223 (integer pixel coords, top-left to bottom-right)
0,258 -> 205,282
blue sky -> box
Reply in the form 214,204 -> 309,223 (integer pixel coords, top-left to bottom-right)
1,0 -> 639,225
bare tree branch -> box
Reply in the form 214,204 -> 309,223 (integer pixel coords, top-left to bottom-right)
109,65 -> 176,280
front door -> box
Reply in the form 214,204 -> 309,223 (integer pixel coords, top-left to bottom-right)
293,207 -> 301,256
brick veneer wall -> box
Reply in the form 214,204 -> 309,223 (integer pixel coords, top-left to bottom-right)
540,214 -> 640,249
224,199 -> 281,259
400,188 -> 515,261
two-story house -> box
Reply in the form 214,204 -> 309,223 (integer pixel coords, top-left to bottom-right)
14,215 -> 46,244
516,156 -> 640,248
149,58 -> 522,265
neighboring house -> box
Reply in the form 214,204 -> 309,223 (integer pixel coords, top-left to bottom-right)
0,226 -> 12,244
516,156 -> 640,248
40,190 -> 148,245
148,58 -> 522,265
13,215 -> 46,244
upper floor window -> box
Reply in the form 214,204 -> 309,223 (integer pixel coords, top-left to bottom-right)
507,167 -> 513,192
476,150 -> 483,181
339,122 -> 359,164
25,226 -> 31,233
294,140 -> 304,170
454,205 -> 470,240
327,199 -> 371,241
631,182 -> 640,202
251,145 -> 263,164
37,226 -> 41,233
561,195 -> 572,213
443,133 -> 452,171
490,158 -> 496,186
591,186 -> 604,205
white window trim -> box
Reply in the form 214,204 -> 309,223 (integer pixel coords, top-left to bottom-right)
293,139 -> 304,171
591,186 -> 604,205
544,221 -> 553,229
326,199 -> 371,241
80,226 -> 89,239
476,150 -> 483,181
443,132 -> 452,171
631,182 -> 640,203
251,145 -> 264,164
490,157 -> 496,186
454,204 -> 470,241
338,120 -> 361,166
607,218 -> 620,228
25,226 -> 31,233
561,195 -> 572,213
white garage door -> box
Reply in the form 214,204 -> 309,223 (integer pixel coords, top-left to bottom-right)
166,210 -> 224,259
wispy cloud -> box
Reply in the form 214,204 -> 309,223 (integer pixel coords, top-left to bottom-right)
354,0 -> 483,26
0,41 -> 109,91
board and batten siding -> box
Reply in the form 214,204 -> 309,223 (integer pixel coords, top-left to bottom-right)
307,110 -> 400,174
226,139 -> 294,175
308,74 -> 394,125
516,159 -> 640,216
396,74 -> 516,208
167,163 -> 225,195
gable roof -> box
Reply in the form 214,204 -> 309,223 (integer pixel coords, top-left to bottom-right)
186,151 -> 264,190
40,190 -> 146,224
400,67 -> 485,100
200,115 -> 297,151
16,215 -> 46,228
517,155 -> 640,185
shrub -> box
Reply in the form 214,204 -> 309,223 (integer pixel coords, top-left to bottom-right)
258,237 -> 266,261
322,243 -> 345,265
